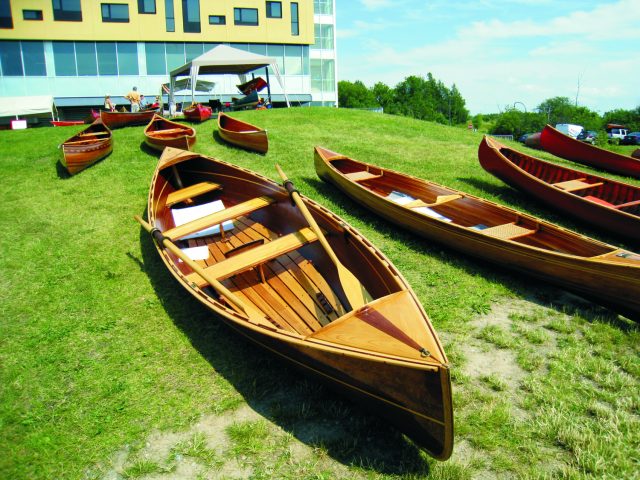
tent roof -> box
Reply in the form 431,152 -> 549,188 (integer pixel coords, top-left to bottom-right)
170,45 -> 276,77
0,95 -> 55,117
162,78 -> 216,93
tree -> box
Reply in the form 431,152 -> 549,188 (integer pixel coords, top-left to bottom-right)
337,80 -> 379,109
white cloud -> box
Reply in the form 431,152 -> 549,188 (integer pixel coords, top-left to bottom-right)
359,0 -> 393,10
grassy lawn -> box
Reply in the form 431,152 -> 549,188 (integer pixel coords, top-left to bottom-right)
1,108 -> 638,479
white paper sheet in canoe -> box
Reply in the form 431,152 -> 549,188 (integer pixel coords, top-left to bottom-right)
386,190 -> 416,205
171,200 -> 234,239
413,206 -> 452,222
178,245 -> 210,262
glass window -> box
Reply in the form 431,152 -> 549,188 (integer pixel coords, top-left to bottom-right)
322,59 -> 335,92
145,42 -> 166,75
0,41 -> 22,75
52,41 -> 77,76
313,23 -> 333,50
248,44 -> 266,56
101,4 -> 130,23
76,42 -> 98,75
208,15 -> 225,25
23,10 -> 43,21
266,2 -> 281,18
117,42 -> 138,74
97,42 -> 118,75
266,44 -> 284,75
234,8 -> 258,26
185,42 -> 202,61
52,0 -> 82,21
182,0 -> 200,33
290,2 -> 299,36
22,41 -> 46,76
164,0 -> 174,32
0,0 -> 13,28
138,0 -> 155,14
302,45 -> 309,75
313,0 -> 332,15
165,42 -> 184,71
284,45 -> 302,75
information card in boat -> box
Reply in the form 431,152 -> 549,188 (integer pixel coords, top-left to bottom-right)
171,200 -> 234,239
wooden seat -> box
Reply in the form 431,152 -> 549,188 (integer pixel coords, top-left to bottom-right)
164,196 -> 275,240
149,127 -> 189,135
185,227 -> 319,288
480,223 -> 535,240
553,179 -> 604,192
166,181 -> 222,207
345,171 -> 382,182
80,131 -> 110,137
613,199 -> 640,210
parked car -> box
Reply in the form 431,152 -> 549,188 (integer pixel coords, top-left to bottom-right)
518,133 -> 532,143
606,124 -> 629,143
620,132 -> 640,145
577,130 -> 597,144
555,123 -> 584,138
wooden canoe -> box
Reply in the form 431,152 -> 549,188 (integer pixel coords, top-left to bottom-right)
51,119 -> 85,127
540,124 -> 640,178
479,136 -> 640,241
100,109 -> 157,129
314,146 -> 640,321
217,112 -> 268,154
60,118 -> 113,175
142,147 -> 453,458
183,103 -> 212,122
143,114 -> 196,152
236,76 -> 268,95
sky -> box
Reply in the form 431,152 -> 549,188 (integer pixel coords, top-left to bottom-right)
336,0 -> 640,115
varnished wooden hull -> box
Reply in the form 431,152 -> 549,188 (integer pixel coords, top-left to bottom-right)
144,147 -> 453,458
100,109 -> 157,129
52,120 -> 85,127
479,136 -> 640,241
61,119 -> 113,175
144,114 -> 196,152
540,125 -> 640,178
183,104 -> 212,122
217,112 -> 268,154
314,146 -> 640,321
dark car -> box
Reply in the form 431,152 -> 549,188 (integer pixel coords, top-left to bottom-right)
620,132 -> 640,145
577,130 -> 597,144
518,133 -> 532,143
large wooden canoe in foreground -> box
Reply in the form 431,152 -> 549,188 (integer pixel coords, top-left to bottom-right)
479,136 -> 640,241
100,109 -> 157,129
141,147 -> 453,458
143,114 -> 196,151
217,112 -> 268,154
315,146 -> 640,321
60,119 -> 113,175
540,124 -> 640,178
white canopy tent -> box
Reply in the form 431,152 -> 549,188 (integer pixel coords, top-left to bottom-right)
168,45 -> 290,108
0,95 -> 57,119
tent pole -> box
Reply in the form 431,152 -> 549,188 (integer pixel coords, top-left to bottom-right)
265,67 -> 271,105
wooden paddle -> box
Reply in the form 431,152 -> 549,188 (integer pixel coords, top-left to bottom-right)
134,215 -> 271,328
275,165 -> 370,311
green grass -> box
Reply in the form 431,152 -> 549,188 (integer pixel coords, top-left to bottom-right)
1,107 -> 639,479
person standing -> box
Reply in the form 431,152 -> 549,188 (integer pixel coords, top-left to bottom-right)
125,86 -> 141,112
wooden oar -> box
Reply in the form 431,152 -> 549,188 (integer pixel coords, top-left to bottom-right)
134,215 -> 272,328
275,165 -> 370,311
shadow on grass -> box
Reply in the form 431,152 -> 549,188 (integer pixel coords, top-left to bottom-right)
140,141 -> 161,156
135,216 -> 432,476
304,176 -> 631,325
56,160 -> 71,179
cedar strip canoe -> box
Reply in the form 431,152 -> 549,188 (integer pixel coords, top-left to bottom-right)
540,124 -> 640,178
142,147 -> 453,458
315,146 -> 640,321
60,118 -> 113,175
51,119 -> 85,127
236,76 -> 268,95
479,136 -> 640,241
144,114 -> 196,152
217,112 -> 268,154
100,109 -> 157,129
183,103 -> 212,122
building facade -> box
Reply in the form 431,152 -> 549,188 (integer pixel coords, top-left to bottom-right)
0,0 -> 336,117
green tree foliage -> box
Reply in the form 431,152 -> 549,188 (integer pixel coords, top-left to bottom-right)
338,74 -> 470,125
337,80 -> 379,108
602,107 -> 640,131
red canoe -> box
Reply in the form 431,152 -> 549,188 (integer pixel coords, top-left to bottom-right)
51,120 -> 85,127
183,103 -> 212,122
236,77 -> 267,95
540,124 -> 640,178
479,136 -> 640,241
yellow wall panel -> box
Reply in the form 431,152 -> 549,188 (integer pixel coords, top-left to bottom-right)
2,0 -> 314,44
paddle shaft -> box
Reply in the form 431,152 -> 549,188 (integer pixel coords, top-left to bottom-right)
275,165 -> 368,310
134,215 -> 268,325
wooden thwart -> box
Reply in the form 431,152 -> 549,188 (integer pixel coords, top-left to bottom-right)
614,199 -> 640,210
553,179 -> 603,192
345,171 -> 382,182
166,181 -> 222,207
185,227 -> 319,287
164,196 -> 275,240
